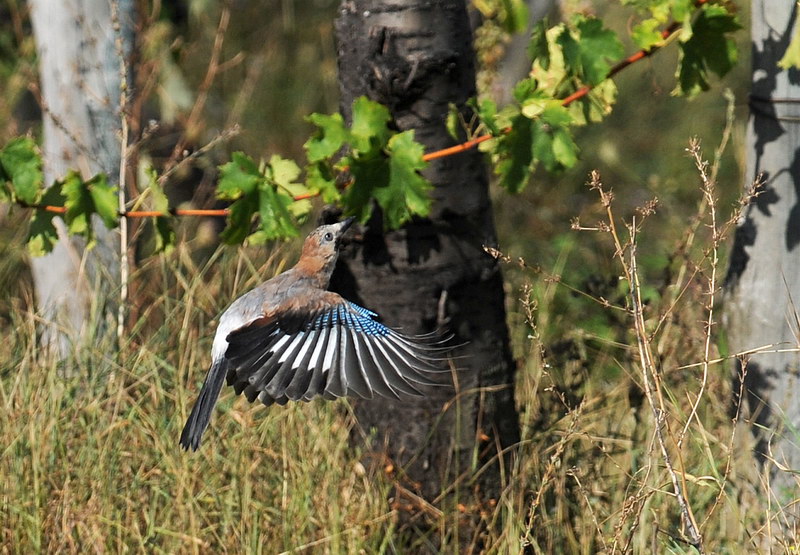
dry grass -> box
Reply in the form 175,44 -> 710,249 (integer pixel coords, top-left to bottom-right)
2,140 -> 800,553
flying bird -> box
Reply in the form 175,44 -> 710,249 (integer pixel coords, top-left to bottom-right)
180,217 -> 451,451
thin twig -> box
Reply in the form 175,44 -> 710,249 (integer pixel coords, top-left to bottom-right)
112,0 -> 129,353
157,125 -> 240,187
588,170 -> 704,551
162,7 -> 231,178
630,219 -> 704,551
678,140 -> 718,448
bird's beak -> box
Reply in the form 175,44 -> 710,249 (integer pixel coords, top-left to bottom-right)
337,216 -> 356,236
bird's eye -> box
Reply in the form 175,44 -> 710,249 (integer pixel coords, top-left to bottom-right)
324,232 -> 334,242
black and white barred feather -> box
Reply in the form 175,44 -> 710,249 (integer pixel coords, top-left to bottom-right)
224,301 -> 450,407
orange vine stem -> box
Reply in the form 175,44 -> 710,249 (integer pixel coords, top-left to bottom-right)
427,19 -> 684,160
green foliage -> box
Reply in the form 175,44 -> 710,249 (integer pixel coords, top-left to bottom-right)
305,112 -> 348,163
527,20 -> 551,68
217,152 -> 307,245
557,16 -> 625,86
674,4 -> 740,96
0,138 -> 125,254
621,0 -> 693,22
145,167 -> 176,255
306,96 -> 432,228
475,15 -> 624,192
26,185 -> 64,256
381,131 -> 432,224
630,18 -> 664,50
619,0 -> 739,96
474,2 -> 738,193
1,0 -> 742,254
62,172 -> 119,248
0,137 -> 43,203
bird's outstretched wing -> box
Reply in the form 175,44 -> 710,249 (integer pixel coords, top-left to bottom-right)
224,299 -> 452,406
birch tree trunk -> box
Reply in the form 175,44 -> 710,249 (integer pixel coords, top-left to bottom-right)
29,0 -> 134,354
332,0 -> 520,534
725,1 -> 800,504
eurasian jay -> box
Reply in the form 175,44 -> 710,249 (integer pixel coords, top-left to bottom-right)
180,217 -> 450,451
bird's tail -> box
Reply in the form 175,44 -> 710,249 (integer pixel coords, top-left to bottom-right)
180,358 -> 228,451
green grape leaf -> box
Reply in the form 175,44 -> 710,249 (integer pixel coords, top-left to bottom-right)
218,153 -> 262,244
570,79 -> 618,125
267,155 -> 310,223
671,0 -> 695,24
62,171 -> 119,242
621,0 -> 671,23
631,18 -> 663,50
218,153 -> 304,244
146,167 -> 170,213
27,185 -> 65,256
513,77 -> 538,104
0,136 -> 43,204
495,114 -> 534,193
306,163 -> 341,204
86,174 -> 119,230
219,192 -> 258,245
469,97 -> 502,136
250,183 -> 298,243
304,112 -> 348,162
288,198 -> 313,220
531,121 -> 555,171
674,5 -> 740,96
559,16 -> 625,86
145,166 -> 175,254
528,19 -> 550,69
551,127 -> 579,168
350,96 -> 392,153
533,105 -> 577,172
375,130 -> 432,228
521,91 -> 554,119
530,24 -> 569,97
343,154 -> 390,223
62,172 -> 93,244
540,103 -> 573,127
217,152 -> 261,199
268,155 -> 302,192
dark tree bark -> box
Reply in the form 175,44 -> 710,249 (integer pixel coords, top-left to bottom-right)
331,0 -> 520,524
725,2 -> 800,504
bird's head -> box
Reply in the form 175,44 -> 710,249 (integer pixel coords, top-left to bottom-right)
296,217 -> 356,282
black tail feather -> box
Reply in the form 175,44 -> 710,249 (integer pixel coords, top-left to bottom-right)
180,358 -> 228,451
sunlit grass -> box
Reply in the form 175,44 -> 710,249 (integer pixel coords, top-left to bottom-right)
0,243 -> 396,553
2,145 -> 799,551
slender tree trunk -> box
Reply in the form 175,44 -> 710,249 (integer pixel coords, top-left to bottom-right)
28,0 -> 134,354
725,1 -> 800,504
332,0 -> 520,531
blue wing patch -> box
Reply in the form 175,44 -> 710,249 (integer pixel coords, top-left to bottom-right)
307,302 -> 390,336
